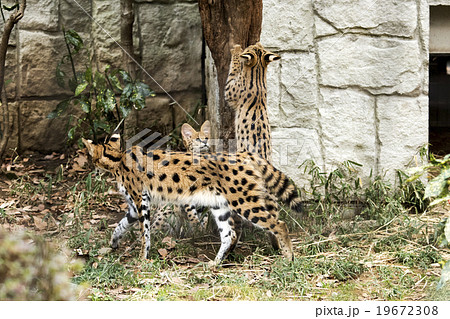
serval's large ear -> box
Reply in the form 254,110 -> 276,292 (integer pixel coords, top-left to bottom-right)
264,52 -> 280,63
82,138 -> 96,157
240,51 -> 256,66
200,120 -> 211,138
107,132 -> 121,150
264,47 -> 281,65
181,123 -> 196,141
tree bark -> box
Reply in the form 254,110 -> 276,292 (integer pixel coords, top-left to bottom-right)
120,0 -> 136,77
198,0 -> 262,142
0,0 -> 26,159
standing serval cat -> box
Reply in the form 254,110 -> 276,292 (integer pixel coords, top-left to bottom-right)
83,133 -> 302,264
225,43 -> 290,250
225,42 -> 280,161
110,121 -> 212,245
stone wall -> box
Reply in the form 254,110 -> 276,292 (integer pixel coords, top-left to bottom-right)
207,0 -> 430,185
1,0 -> 202,153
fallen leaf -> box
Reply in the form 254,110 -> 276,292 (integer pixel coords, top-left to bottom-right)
34,216 -> 47,230
162,236 -> 176,249
44,154 -> 54,160
37,204 -> 45,211
74,154 -> 88,168
158,248 -> 168,258
187,257 -> 202,264
98,247 -> 112,255
266,290 -> 272,298
23,158 -> 29,162
92,262 -> 98,269
0,200 -> 15,209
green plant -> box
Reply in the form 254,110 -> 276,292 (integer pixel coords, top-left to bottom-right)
395,246 -> 440,269
407,153 -> 450,248
300,160 -> 363,224
408,153 -> 450,206
0,229 -> 83,300
49,29 -> 154,143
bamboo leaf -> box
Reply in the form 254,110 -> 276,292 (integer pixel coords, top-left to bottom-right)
429,196 -> 450,207
445,217 -> 450,247
437,260 -> 450,290
424,175 -> 447,199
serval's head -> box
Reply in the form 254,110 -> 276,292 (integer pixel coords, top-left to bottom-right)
82,133 -> 122,172
240,42 -> 280,68
181,120 -> 211,153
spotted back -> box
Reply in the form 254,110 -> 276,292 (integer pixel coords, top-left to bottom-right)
83,133 -> 303,263
225,42 -> 280,162
181,121 -> 211,153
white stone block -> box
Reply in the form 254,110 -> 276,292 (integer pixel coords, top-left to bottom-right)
60,0 -> 92,33
429,0 -> 450,5
261,0 -> 314,50
318,35 -> 422,95
266,59 -> 282,128
271,127 -> 323,187
314,15 -> 339,38
319,87 -> 376,176
314,0 -> 417,38
269,52 -> 319,129
377,95 -> 428,181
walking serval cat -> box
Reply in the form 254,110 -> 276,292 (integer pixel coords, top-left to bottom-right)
109,121 -> 212,246
83,132 -> 302,264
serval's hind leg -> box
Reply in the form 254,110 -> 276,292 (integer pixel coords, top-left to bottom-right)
210,206 -> 241,265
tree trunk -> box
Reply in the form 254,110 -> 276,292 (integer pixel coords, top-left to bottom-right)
0,0 -> 26,160
120,0 -> 136,77
198,0 -> 262,142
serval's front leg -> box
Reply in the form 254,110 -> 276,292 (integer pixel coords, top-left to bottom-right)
111,186 -> 138,249
225,44 -> 243,109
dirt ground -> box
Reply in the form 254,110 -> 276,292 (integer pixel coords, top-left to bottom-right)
1,150 -> 449,301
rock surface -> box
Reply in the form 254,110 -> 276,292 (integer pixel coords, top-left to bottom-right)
314,0 -> 417,38
137,2 -> 202,93
261,0 -> 314,50
318,35 -> 422,95
259,0 -> 429,184
3,0 -> 203,154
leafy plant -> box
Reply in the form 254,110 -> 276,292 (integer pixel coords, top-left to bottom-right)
408,153 -> 450,207
49,29 -> 154,143
407,153 -> 450,250
298,159 -> 428,236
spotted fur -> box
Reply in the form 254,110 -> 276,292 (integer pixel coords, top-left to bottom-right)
83,133 -> 302,264
113,122 -> 212,243
225,42 -> 280,162
150,121 -> 212,234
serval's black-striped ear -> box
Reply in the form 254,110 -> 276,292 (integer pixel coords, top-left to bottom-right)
264,52 -> 280,63
107,132 -> 121,150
